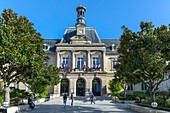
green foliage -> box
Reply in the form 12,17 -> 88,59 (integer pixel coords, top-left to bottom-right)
141,97 -> 151,104
156,96 -> 165,107
10,89 -> 29,99
0,9 -> 46,103
116,22 -> 170,102
0,9 -> 60,102
38,86 -> 48,98
156,91 -> 169,97
0,88 -> 4,104
28,65 -> 60,95
109,80 -> 122,96
133,91 -> 146,99
165,98 -> 170,107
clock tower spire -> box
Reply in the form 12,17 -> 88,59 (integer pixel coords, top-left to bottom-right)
76,5 -> 86,35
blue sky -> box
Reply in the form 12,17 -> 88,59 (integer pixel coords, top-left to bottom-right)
0,0 -> 170,39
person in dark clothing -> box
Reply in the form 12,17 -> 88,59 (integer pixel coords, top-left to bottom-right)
28,97 -> 35,109
71,93 -> 74,106
90,93 -> 95,104
63,94 -> 67,108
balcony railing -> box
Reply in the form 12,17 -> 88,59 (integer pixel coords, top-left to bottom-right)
59,67 -> 102,73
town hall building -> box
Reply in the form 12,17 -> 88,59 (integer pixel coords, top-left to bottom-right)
42,5 -> 170,97
43,5 -> 119,96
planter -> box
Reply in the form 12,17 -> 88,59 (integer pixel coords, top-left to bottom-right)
112,96 -> 120,102
37,98 -> 45,103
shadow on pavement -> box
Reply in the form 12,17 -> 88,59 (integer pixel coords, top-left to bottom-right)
21,103 -> 136,113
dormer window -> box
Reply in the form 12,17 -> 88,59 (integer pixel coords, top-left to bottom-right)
112,44 -> 117,51
43,44 -> 50,51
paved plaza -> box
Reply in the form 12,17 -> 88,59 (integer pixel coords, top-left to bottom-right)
21,97 -> 137,113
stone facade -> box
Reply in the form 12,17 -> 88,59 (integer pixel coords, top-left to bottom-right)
43,5 -> 119,97
43,5 -> 170,97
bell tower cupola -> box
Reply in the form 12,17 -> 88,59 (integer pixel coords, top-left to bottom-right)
76,5 -> 86,35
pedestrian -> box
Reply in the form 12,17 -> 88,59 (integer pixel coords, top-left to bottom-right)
28,96 -> 35,109
71,93 -> 74,106
63,93 -> 67,108
90,93 -> 95,104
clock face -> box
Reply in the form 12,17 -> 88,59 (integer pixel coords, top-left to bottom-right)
79,29 -> 83,34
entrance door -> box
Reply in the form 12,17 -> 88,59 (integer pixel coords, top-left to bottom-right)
60,79 -> 69,95
92,78 -> 101,96
76,78 -> 85,96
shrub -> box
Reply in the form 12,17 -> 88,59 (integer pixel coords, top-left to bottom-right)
156,96 -> 165,107
141,97 -> 151,104
126,94 -> 136,100
0,88 -> 4,104
156,91 -> 168,97
165,98 -> 170,107
133,91 -> 146,99
10,89 -> 29,99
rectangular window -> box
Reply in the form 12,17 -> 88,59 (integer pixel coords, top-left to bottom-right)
92,57 -> 99,69
141,83 -> 147,90
112,61 -> 118,69
62,57 -> 68,68
127,85 -> 133,90
77,57 -> 84,69
113,46 -> 117,50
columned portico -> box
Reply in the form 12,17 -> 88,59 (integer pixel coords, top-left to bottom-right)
45,5 -> 119,97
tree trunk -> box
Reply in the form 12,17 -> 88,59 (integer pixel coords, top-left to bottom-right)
123,88 -> 126,99
149,84 -> 156,102
4,86 -> 10,105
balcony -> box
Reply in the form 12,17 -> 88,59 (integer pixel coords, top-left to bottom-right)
59,67 -> 105,74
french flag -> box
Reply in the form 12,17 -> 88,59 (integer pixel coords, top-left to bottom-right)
98,64 -> 101,69
83,61 -> 86,69
94,64 -> 98,69
65,65 -> 68,70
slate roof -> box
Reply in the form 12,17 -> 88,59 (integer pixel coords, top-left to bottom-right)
101,39 -> 120,52
60,27 -> 101,43
43,39 -> 60,52
43,29 -> 120,52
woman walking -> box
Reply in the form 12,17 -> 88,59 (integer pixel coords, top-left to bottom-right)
63,94 -> 67,108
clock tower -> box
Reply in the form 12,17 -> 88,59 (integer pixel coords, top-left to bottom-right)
76,5 -> 86,36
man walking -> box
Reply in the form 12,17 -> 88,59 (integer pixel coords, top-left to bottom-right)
71,93 -> 74,106
90,93 -> 95,104
63,94 -> 67,108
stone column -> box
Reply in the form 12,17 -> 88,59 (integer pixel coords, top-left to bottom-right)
71,50 -> 75,72
56,50 -> 60,68
102,50 -> 106,71
74,79 -> 76,96
53,84 -> 60,97
87,50 -> 90,69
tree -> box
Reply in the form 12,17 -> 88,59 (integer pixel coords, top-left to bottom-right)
116,22 -> 170,103
25,65 -> 60,97
109,79 -> 122,96
0,9 -> 59,104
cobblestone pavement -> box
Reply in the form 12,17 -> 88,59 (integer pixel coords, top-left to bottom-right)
21,98 -> 137,113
